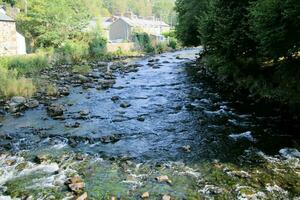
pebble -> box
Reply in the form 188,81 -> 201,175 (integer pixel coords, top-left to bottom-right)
141,192 -> 150,199
156,175 -> 172,184
162,195 -> 171,200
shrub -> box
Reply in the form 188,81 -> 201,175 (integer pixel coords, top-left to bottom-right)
88,32 -> 107,58
133,32 -> 155,53
155,42 -> 169,54
168,37 -> 178,49
55,40 -> 89,64
0,54 -> 49,76
72,65 -> 91,75
0,67 -> 36,98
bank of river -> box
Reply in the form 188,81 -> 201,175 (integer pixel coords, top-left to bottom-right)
0,49 -> 299,199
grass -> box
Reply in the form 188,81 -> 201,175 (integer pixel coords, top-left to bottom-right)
0,53 -> 49,99
0,67 -> 36,98
0,53 -> 50,76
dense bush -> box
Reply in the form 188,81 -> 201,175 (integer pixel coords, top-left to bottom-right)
155,42 -> 169,54
175,0 -> 300,109
133,32 -> 155,53
88,32 -> 107,58
55,40 -> 89,64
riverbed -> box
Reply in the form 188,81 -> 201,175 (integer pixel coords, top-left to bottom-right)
0,49 -> 299,199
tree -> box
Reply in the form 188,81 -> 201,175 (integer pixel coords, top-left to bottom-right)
17,0 -> 91,49
175,0 -> 206,46
249,0 -> 300,61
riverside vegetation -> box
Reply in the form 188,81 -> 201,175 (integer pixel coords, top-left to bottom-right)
175,0 -> 300,112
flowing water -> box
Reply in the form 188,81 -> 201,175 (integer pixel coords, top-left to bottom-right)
0,49 -> 299,199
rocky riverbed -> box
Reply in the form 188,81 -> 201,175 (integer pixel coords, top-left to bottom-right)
0,49 -> 299,199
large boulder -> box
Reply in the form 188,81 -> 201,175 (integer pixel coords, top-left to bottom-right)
47,104 -> 65,118
8,96 -> 26,113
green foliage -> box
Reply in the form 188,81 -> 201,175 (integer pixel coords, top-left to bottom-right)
175,0 -> 206,46
175,0 -> 300,109
249,0 -> 300,60
55,40 -> 89,64
168,38 -> 178,49
155,42 -> 169,54
16,0 -> 91,50
102,0 -> 176,23
133,32 -> 155,53
0,54 -> 49,75
0,67 -> 36,98
88,32 -> 107,58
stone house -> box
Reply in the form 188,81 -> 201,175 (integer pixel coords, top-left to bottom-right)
0,9 -> 26,56
109,13 -> 170,43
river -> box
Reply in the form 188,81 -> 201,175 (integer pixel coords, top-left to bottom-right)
0,49 -> 299,199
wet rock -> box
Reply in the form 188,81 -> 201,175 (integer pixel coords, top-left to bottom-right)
110,62 -> 124,70
141,192 -> 149,199
75,74 -> 89,83
0,123 -> 2,127
100,134 -> 122,144
35,154 -> 49,164
67,176 -> 85,194
120,102 -> 131,108
97,79 -> 116,90
65,121 -> 80,128
162,195 -> 171,200
68,138 -> 78,148
111,96 -> 120,102
80,109 -> 90,116
88,72 -> 101,79
279,148 -> 300,158
76,192 -> 88,200
5,159 -> 16,166
8,96 -> 26,113
156,175 -> 172,184
47,104 -> 64,118
162,61 -> 170,64
229,131 -> 255,142
200,185 -> 224,195
25,99 -> 39,108
58,86 -> 70,96
137,116 -> 145,122
181,145 -> 191,152
15,162 -> 28,171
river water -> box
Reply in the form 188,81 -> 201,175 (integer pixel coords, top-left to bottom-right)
0,49 -> 299,199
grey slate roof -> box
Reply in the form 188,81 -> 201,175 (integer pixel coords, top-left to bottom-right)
0,12 -> 15,22
119,17 -> 170,28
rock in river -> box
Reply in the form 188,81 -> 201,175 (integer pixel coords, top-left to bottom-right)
100,134 -> 122,144
67,176 -> 85,194
47,104 -> 65,118
25,99 -> 39,108
141,192 -> 150,199
156,175 -> 172,184
8,96 -> 26,113
65,121 -> 80,128
162,195 -> 171,200
120,102 -> 131,108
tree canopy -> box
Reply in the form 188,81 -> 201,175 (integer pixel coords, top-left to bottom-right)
175,0 -> 300,108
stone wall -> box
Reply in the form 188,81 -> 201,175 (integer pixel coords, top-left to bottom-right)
0,21 -> 17,56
